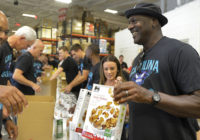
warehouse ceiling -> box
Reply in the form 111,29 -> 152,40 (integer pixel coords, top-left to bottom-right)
0,0 -> 160,31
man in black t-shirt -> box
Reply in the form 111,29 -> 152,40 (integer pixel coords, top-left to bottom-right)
119,55 -> 128,70
50,46 -> 80,94
0,25 -> 36,85
13,39 -> 44,95
64,44 -> 92,95
114,3 -> 200,140
85,44 -> 100,90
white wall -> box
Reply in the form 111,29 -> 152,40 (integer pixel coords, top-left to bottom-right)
115,0 -> 200,65
162,0 -> 200,53
114,29 -> 142,67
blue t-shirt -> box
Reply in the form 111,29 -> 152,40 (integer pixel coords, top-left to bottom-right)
0,41 -> 13,85
86,62 -> 100,90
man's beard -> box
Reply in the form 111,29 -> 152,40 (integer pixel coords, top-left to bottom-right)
0,38 -> 6,46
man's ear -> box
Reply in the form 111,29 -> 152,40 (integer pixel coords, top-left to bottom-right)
20,35 -> 26,40
152,18 -> 160,28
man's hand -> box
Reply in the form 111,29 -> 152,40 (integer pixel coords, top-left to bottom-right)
32,83 -> 41,92
114,81 -> 153,104
0,85 -> 28,115
64,85 -> 72,93
5,120 -> 18,140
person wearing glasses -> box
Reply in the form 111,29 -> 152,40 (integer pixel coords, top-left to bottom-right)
114,3 -> 200,140
0,11 -> 29,140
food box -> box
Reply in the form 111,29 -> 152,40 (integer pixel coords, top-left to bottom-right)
72,89 -> 91,133
82,84 -> 126,140
54,92 -> 77,119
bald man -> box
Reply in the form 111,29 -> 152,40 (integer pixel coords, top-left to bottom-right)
13,39 -> 44,95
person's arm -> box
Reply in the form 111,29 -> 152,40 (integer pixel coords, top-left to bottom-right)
13,69 -> 40,92
114,81 -> 200,118
50,67 -> 63,80
64,70 -> 89,93
0,85 -> 28,115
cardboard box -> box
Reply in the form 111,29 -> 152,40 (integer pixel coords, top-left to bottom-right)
17,96 -> 55,140
82,84 -> 126,140
72,89 -> 91,133
36,69 -> 57,99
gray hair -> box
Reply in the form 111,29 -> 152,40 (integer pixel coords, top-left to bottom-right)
15,26 -> 36,41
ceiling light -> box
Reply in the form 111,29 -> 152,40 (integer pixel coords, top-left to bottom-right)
55,0 -> 72,4
104,9 -> 118,14
22,14 -> 37,19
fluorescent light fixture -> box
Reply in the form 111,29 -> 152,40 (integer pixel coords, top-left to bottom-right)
22,13 -> 37,19
104,9 -> 118,14
55,0 -> 72,4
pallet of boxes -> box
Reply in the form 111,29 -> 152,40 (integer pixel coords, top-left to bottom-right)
69,84 -> 126,140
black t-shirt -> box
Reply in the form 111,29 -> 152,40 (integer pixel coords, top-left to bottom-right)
14,52 -> 36,95
129,37 -> 200,140
121,62 -> 128,69
86,62 -> 100,90
61,56 -> 80,93
0,41 -> 13,85
78,56 -> 92,88
33,60 -> 43,77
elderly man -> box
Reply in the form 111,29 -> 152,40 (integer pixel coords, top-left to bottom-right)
0,25 -> 36,85
0,10 -> 28,140
13,39 -> 44,95
114,3 -> 200,140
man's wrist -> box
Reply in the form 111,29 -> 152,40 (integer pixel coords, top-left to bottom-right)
3,116 -> 11,124
151,90 -> 161,106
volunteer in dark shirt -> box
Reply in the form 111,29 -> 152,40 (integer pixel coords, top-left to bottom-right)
0,26 -> 36,85
119,55 -> 128,69
64,43 -> 92,95
0,11 -> 30,140
50,46 -> 81,95
114,3 -> 200,140
13,39 -> 44,95
33,59 -> 43,78
85,44 -> 100,90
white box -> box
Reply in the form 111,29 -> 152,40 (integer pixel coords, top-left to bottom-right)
82,84 -> 126,140
72,89 -> 91,133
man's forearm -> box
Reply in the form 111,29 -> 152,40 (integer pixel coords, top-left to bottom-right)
13,74 -> 34,88
68,74 -> 87,88
156,91 -> 200,118
50,68 -> 63,80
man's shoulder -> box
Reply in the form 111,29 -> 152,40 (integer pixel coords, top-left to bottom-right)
17,52 -> 32,62
64,56 -> 77,65
163,36 -> 190,47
